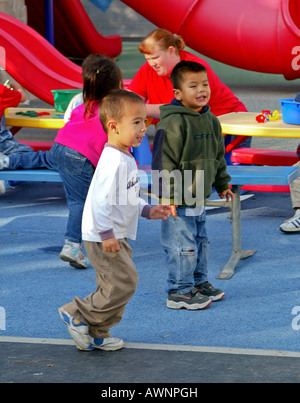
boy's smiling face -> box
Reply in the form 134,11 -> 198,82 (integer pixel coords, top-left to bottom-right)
173,70 -> 211,112
108,101 -> 147,152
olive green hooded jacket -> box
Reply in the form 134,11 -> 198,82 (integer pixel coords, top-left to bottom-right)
151,100 -> 231,207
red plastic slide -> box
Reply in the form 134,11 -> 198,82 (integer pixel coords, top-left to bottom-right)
121,0 -> 300,80
0,13 -> 83,105
25,0 -> 122,59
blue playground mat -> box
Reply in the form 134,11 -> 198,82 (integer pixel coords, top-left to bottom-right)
0,181 -> 300,353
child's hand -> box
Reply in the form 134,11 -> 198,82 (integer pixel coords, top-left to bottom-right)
218,188 -> 234,202
17,88 -> 27,103
102,237 -> 120,252
170,205 -> 177,217
149,205 -> 172,220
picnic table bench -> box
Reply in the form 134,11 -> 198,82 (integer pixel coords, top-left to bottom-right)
217,165 -> 299,279
0,165 -> 299,279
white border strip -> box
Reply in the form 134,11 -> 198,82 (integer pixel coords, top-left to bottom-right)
1,336 -> 300,358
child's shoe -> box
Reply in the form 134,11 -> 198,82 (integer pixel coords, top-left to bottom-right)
59,308 -> 124,352
0,153 -> 9,170
58,307 -> 92,351
195,281 -> 225,301
279,209 -> 300,233
59,241 -> 87,269
167,288 -> 211,310
89,336 -> 125,351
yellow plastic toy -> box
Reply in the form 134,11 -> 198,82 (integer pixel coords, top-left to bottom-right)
269,110 -> 280,120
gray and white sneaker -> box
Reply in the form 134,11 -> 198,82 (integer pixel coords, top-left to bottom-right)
167,288 -> 211,310
195,281 -> 225,301
280,209 -> 300,233
59,241 -> 87,269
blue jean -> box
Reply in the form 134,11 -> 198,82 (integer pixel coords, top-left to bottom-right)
8,142 -> 95,243
161,207 -> 209,295
0,115 -> 33,155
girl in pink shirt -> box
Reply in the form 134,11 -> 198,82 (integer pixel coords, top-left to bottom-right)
0,55 -> 123,269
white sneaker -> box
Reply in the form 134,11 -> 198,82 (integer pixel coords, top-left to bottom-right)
280,209 -> 300,233
59,241 -> 87,269
58,308 -> 91,351
89,336 -> 125,351
59,307 -> 124,351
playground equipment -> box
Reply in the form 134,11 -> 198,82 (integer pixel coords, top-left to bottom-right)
0,13 -> 82,105
1,1 -> 299,106
25,0 -> 122,58
121,0 -> 300,80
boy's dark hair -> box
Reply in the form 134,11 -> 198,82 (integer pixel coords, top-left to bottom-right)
170,61 -> 207,89
81,54 -> 123,118
99,89 -> 144,134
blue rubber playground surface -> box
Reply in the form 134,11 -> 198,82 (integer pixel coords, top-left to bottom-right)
1,179 -> 300,383
1,35 -> 300,383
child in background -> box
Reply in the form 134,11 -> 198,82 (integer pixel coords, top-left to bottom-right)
0,77 -> 33,154
59,89 -> 171,351
279,143 -> 300,233
0,78 -> 27,118
152,61 -> 233,310
64,92 -> 83,123
0,55 -> 123,269
0,79 -> 32,193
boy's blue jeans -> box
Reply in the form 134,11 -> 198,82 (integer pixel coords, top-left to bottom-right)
161,207 -> 209,295
8,142 -> 95,243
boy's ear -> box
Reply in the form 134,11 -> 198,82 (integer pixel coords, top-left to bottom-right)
173,88 -> 182,101
108,120 -> 118,132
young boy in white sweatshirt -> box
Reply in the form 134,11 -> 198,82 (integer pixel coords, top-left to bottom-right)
59,89 -> 171,351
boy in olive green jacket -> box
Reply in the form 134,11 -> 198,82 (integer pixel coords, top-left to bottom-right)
152,61 -> 233,310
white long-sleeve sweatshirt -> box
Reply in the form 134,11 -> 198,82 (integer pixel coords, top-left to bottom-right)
82,145 -> 150,242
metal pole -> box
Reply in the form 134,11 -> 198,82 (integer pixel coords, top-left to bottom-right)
45,0 -> 55,45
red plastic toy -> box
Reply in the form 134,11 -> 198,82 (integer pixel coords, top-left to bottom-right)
256,114 -> 266,123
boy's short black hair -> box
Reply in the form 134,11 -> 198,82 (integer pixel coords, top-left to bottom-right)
170,61 -> 207,89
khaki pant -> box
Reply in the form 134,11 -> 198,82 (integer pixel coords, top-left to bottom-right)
291,161 -> 300,209
62,238 -> 138,339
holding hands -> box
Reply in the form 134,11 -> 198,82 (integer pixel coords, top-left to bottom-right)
149,205 -> 173,220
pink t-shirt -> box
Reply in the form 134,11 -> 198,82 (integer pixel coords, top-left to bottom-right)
0,85 -> 22,118
128,50 -> 247,117
55,102 -> 107,167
